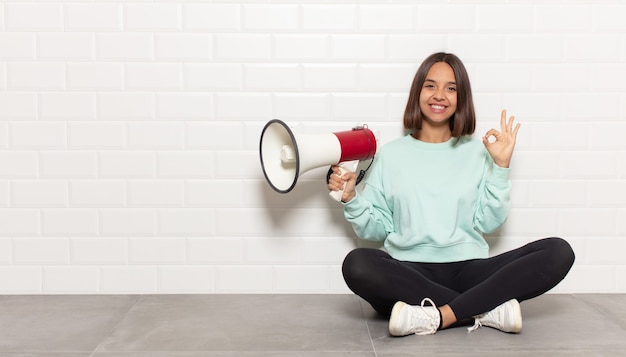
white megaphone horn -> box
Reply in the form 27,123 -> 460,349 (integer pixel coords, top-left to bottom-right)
259,119 -> 377,201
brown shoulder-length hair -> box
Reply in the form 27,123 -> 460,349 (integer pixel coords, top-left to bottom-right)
403,52 -> 476,137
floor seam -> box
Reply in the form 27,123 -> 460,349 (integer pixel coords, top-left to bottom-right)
89,294 -> 143,356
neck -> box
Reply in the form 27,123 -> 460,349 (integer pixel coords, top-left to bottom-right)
412,128 -> 452,143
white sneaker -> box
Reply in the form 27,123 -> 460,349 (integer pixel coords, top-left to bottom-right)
467,299 -> 522,333
389,298 -> 440,336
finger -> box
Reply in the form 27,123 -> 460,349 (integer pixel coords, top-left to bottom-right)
484,128 -> 500,138
500,109 -> 507,131
506,115 -> 515,133
512,122 -> 521,138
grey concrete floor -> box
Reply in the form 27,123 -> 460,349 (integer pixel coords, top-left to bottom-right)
0,294 -> 624,356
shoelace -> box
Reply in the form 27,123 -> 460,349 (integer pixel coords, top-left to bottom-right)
413,298 -> 440,335
467,306 -> 498,333
467,319 -> 482,333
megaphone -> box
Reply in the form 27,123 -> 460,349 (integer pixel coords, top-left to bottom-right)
259,119 -> 377,201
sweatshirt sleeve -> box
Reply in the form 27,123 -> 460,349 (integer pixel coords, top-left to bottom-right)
473,159 -> 512,234
342,157 -> 394,242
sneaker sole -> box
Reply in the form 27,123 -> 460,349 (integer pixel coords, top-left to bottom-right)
389,301 -> 408,336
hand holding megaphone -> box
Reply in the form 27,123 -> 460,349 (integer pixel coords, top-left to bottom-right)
327,161 -> 358,202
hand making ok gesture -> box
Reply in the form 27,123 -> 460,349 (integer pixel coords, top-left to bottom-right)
482,109 -> 521,168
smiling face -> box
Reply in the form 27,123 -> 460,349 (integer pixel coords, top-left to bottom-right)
418,62 -> 458,128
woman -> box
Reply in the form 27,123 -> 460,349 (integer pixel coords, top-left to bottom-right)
328,52 -> 575,336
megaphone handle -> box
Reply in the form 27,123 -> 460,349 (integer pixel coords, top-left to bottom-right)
329,160 -> 360,202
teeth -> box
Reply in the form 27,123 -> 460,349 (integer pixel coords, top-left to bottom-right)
431,105 -> 445,110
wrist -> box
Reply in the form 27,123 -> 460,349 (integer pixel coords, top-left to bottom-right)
342,192 -> 356,203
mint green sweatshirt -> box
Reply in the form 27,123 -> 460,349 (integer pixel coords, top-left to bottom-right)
343,134 -> 511,263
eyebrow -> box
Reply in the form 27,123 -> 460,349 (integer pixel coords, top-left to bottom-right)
424,79 -> 457,85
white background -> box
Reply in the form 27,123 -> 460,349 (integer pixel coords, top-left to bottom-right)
0,1 -> 625,294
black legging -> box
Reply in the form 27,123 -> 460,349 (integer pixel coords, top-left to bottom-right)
342,237 -> 575,320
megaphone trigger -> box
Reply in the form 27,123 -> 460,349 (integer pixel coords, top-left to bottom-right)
328,160 -> 360,202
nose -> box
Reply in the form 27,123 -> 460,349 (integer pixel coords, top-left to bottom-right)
433,88 -> 445,100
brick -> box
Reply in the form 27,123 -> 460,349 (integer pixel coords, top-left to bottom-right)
127,64 -> 182,90
40,93 -> 96,121
0,267 -> 41,293
0,152 -> 39,179
273,266 -> 330,293
101,266 -> 157,293
69,180 -> 126,207
243,4 -> 299,31
10,122 -> 66,149
530,180 -> 586,208
127,122 -> 184,149
155,34 -> 211,60
185,64 -> 241,91
215,266 -> 272,293
8,63 -> 65,90
214,93 -> 271,120
274,35 -> 329,61
66,3 -> 122,31
332,93 -> 386,121
40,152 -> 97,178
43,267 -> 100,294
6,3 -> 63,30
100,209 -> 156,236
0,209 -> 40,236
98,93 -> 155,121
67,63 -> 124,90
158,266 -> 215,293
388,35 -> 446,61
506,35 -> 564,63
244,64 -> 300,91
274,94 -> 330,120
358,64 -> 415,91
332,35 -> 385,61
97,33 -> 153,60
185,122 -> 243,149
129,237 -> 186,264
476,5 -> 533,32
186,180 -> 243,208
536,5 -> 592,32
68,122 -> 125,149
38,33 -> 95,61
215,151 -> 258,179
13,238 -> 69,264
243,236 -> 301,265
184,3 -> 240,31
0,181 -> 8,207
358,5 -> 414,31
128,180 -> 184,207
302,64 -> 357,91
158,209 -> 214,236
11,180 -> 68,207
71,237 -> 127,265
99,152 -> 155,178
416,5 -> 474,32
187,237 -> 243,264
125,3 -> 181,31
42,209 -> 98,236
215,34 -> 271,61
156,93 -> 213,120
0,33 -> 35,60
301,5 -> 356,31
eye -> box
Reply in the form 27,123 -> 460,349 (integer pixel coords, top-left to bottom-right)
447,86 -> 457,92
423,83 -> 435,89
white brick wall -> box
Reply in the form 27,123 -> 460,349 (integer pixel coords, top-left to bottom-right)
0,1 -> 623,294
